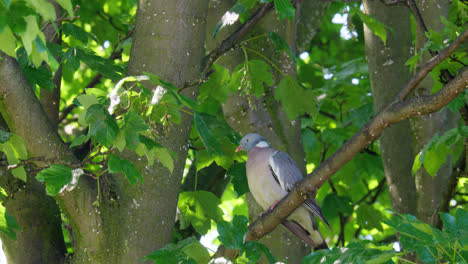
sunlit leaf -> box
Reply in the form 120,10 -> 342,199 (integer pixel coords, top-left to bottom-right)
108,154 -> 143,185
0,205 -> 21,241
268,31 -> 296,63
0,26 -> 16,57
70,134 -> 90,148
85,104 -> 119,147
217,215 -> 248,249
227,162 -> 249,196
36,165 -> 73,195
144,237 -> 206,264
273,0 -> 295,21
63,23 -> 97,44
274,76 -> 317,120
353,7 -> 387,45
178,191 -> 224,235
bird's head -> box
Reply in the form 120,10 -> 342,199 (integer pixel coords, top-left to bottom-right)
236,133 -> 269,152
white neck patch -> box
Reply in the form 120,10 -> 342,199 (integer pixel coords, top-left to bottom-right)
255,141 -> 270,148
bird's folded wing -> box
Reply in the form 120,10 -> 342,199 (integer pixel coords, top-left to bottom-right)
282,219 -> 328,250
304,198 -> 332,229
269,150 -> 331,229
268,150 -> 303,192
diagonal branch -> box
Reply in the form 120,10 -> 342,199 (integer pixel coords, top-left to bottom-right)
245,56 -> 468,242
397,27 -> 468,100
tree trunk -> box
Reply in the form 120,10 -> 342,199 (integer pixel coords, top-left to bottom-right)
362,0 -> 417,215
410,0 -> 457,226
0,53 -> 68,264
0,0 -> 209,262
104,0 -> 208,262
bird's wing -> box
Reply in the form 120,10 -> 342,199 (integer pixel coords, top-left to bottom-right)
269,150 -> 331,229
282,218 -> 328,250
304,198 -> 332,229
268,150 -> 303,192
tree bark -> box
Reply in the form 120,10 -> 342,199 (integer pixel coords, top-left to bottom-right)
362,0 -> 417,215
410,0 -> 457,226
0,53 -> 68,264
0,0 -> 209,262
107,0 -> 209,262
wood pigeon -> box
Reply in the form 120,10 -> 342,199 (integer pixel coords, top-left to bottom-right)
236,133 -> 329,250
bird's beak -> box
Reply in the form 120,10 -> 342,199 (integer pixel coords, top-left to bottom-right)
235,145 -> 243,152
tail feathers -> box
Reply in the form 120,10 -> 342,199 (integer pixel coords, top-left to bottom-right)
304,198 -> 332,230
282,220 -> 328,251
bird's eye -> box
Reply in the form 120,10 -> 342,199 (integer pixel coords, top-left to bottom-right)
246,139 -> 249,142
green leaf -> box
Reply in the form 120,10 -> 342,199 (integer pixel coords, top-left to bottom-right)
7,2 -> 35,34
85,104 -> 119,147
0,205 -> 21,241
144,237 -> 206,264
114,129 -> 126,152
227,162 -> 249,196
153,147 -> 174,173
439,212 -> 456,235
138,135 -> 174,172
63,23 -> 96,44
356,204 -> 383,231
36,165 -> 73,195
122,111 -> 148,150
199,64 -> 233,103
0,26 -> 16,57
303,242 -> 397,264
55,0 -> 73,17
194,113 -> 224,156
0,128 -> 12,143
273,0 -> 295,21
180,237 -> 211,264
274,76 -> 317,120
241,241 -> 277,264
70,134 -> 90,148
25,0 -> 56,21
321,193 -> 353,220
217,215 -> 249,249
354,7 -> 387,44
412,128 -> 463,177
7,134 -> 28,160
11,167 -> 27,182
20,15 -> 49,67
108,154 -> 143,185
63,48 -> 81,71
76,47 -> 124,81
178,191 -> 224,235
268,31 -> 296,63
446,91 -> 467,113
230,60 -> 273,98
21,64 -> 54,91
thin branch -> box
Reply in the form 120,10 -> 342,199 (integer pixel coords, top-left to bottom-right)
58,29 -> 132,123
245,57 -> 468,243
379,0 -> 406,5
397,27 -> 468,100
406,0 -> 428,34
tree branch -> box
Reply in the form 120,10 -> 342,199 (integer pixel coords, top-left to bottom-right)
397,27 -> 468,100
245,62 -> 468,243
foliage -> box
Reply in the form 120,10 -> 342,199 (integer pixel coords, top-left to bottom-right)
0,0 -> 467,263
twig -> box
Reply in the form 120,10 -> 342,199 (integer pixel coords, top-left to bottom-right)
397,27 -> 468,100
41,5 -> 81,32
379,0 -> 406,5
